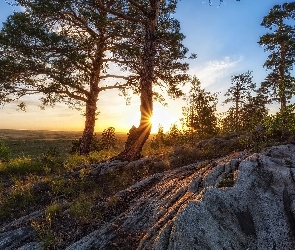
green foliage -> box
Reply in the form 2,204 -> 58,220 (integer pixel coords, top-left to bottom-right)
0,140 -> 10,162
70,192 -> 102,223
45,202 -> 61,223
181,76 -> 218,139
259,2 -> 295,109
165,124 -> 183,146
221,71 -> 269,134
150,124 -> 186,150
71,128 -> 117,154
0,185 -> 34,221
0,156 -> 43,176
238,126 -> 268,152
238,91 -> 269,131
31,219 -> 57,249
239,105 -> 295,152
100,127 -> 117,150
150,125 -> 166,150
263,105 -> 295,140
219,176 -> 235,188
222,71 -> 258,132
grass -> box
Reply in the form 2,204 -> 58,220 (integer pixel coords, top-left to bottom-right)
0,129 -> 131,158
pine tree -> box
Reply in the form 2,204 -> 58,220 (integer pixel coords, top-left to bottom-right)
223,71 -> 256,132
258,2 -> 295,110
181,76 -> 218,139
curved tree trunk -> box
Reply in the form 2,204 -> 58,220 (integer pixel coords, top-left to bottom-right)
114,1 -> 160,162
79,92 -> 99,155
114,83 -> 153,161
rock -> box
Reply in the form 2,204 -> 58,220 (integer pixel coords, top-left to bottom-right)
89,160 -> 129,176
0,227 -> 39,250
126,157 -> 151,168
1,210 -> 44,233
16,242 -> 41,250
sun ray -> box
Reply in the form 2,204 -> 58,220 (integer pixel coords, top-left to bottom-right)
150,105 -> 180,133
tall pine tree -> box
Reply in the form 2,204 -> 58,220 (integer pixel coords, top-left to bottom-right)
259,2 -> 295,110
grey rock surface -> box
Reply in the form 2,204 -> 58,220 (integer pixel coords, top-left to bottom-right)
0,227 -> 40,250
68,144 -> 295,249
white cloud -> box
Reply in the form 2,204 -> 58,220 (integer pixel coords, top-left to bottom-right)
189,55 -> 244,89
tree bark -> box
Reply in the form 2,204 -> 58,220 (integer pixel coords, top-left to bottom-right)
113,81 -> 153,161
278,17 -> 287,111
114,0 -> 161,162
79,91 -> 99,155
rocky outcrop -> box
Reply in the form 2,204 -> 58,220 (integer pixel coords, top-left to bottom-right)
1,144 -> 295,249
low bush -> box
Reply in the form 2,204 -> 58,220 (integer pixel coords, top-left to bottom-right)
0,140 -> 11,162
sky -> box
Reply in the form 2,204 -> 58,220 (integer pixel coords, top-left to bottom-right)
0,0 -> 290,133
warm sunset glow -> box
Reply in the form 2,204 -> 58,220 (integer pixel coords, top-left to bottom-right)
150,104 -> 180,133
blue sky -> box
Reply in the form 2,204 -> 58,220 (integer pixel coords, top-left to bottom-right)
0,0 -> 290,132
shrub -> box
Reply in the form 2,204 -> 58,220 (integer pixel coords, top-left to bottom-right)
0,141 -> 11,162
263,106 -> 295,140
70,128 -> 117,153
0,156 -> 43,176
100,127 -> 116,150
69,192 -> 102,223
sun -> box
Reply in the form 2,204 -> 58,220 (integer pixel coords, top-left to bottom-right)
149,105 -> 179,133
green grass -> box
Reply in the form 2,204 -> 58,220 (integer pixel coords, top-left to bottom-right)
0,129 -> 129,158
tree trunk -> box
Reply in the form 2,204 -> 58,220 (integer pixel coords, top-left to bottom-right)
278,18 -> 287,111
113,81 -> 153,161
114,1 -> 160,162
79,93 -> 99,155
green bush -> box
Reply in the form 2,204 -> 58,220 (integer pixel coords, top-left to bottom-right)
70,128 -> 117,154
0,140 -> 11,162
0,156 -> 43,176
263,106 -> 295,140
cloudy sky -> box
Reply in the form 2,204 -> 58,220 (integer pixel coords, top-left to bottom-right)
0,0 -> 289,132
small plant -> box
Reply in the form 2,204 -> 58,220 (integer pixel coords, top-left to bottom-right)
45,202 -> 61,224
285,158 -> 294,168
219,173 -> 235,188
70,192 -> 101,223
31,220 -> 57,249
70,128 -> 117,154
106,195 -> 120,208
238,125 -> 268,152
40,147 -> 64,173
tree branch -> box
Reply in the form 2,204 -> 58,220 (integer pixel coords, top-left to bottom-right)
100,74 -> 130,80
99,82 -> 131,91
102,58 -> 135,64
95,0 -> 144,24
126,0 -> 149,16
